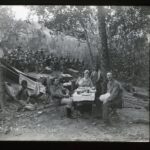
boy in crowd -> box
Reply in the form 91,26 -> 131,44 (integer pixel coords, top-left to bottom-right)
15,80 -> 31,110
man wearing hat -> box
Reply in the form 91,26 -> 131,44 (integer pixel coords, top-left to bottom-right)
101,72 -> 123,124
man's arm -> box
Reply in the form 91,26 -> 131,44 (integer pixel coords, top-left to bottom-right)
89,79 -> 93,87
76,77 -> 82,86
50,86 -> 64,98
26,91 -> 31,103
107,82 -> 120,101
15,88 -> 22,100
102,76 -> 107,94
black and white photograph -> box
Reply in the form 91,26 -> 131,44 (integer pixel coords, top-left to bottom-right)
0,5 -> 149,141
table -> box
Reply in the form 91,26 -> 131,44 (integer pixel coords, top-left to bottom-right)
72,87 -> 96,102
72,87 -> 96,116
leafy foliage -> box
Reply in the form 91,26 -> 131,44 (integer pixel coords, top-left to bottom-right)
0,6 -> 149,87
106,6 -> 149,86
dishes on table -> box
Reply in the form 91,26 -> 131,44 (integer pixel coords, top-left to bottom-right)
75,87 -> 96,95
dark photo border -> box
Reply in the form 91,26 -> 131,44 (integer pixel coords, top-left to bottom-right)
0,0 -> 149,149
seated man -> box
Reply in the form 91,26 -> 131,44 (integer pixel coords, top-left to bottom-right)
101,72 -> 123,124
77,70 -> 93,87
12,80 -> 31,111
49,78 -> 74,118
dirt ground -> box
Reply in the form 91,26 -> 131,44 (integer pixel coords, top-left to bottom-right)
0,71 -> 149,141
0,103 -> 149,142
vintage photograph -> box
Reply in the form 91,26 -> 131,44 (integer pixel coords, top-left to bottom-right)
0,6 -> 149,141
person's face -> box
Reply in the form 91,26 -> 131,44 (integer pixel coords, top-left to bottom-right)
84,72 -> 89,79
22,83 -> 27,89
107,73 -> 113,81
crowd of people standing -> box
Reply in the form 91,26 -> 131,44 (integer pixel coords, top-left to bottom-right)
3,47 -> 86,73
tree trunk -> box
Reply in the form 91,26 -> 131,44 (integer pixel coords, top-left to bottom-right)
84,28 -> 94,66
79,19 -> 94,67
0,48 -> 5,112
97,6 -> 110,74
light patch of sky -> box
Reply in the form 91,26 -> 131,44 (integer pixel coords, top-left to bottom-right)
10,6 -> 38,21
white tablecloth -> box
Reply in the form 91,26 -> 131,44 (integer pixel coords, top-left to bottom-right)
72,87 -> 96,102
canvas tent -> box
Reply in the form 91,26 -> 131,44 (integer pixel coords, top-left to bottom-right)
1,60 -> 45,94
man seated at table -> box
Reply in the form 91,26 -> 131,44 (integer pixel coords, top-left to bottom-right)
100,72 -> 123,124
49,77 -> 74,118
77,70 -> 93,87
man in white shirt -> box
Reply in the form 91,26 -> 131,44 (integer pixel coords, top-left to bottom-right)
102,72 -> 122,124
77,70 -> 93,87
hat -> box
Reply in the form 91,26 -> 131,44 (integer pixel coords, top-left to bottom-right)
84,70 -> 89,74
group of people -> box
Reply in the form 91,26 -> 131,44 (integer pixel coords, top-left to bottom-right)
45,68 -> 123,124
0,46 -> 123,125
3,47 -> 85,73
